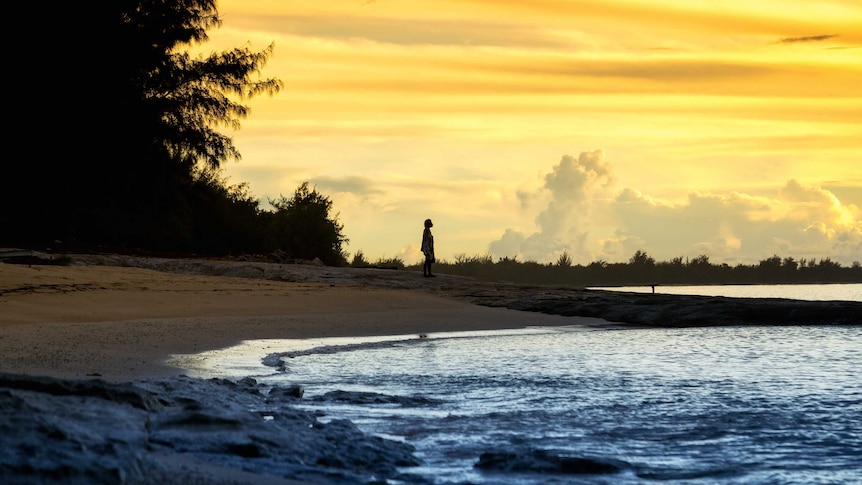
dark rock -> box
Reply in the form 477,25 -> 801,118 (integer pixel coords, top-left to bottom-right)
0,378 -> 151,485
310,389 -> 442,406
476,288 -> 862,326
475,448 -> 624,475
0,373 -> 162,411
1,374 -> 426,484
270,384 -> 305,399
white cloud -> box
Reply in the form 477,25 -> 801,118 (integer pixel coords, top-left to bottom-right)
488,150 -> 614,262
489,153 -> 862,265
612,180 -> 861,265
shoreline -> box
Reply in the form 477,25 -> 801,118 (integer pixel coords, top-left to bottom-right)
0,254 -> 616,484
2,252 -> 859,484
2,252 -> 859,381
0,255 -> 612,382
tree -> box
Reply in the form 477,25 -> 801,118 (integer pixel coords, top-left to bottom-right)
266,182 -> 348,266
758,255 -> 782,270
629,250 -> 655,267
351,250 -> 371,268
782,257 -> 799,271
118,1 -> 282,173
625,249 -> 656,283
7,0 -> 282,251
689,254 -> 711,267
555,251 -> 573,267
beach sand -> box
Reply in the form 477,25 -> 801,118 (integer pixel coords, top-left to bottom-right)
0,257 -> 601,382
3,253 -> 856,382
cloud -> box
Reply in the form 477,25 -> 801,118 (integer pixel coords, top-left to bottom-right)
611,180 -> 862,265
488,150 -> 613,262
536,150 -> 612,238
307,175 -> 402,214
489,154 -> 862,265
309,175 -> 384,196
235,13 -> 569,48
488,228 -> 527,258
777,34 -> 837,44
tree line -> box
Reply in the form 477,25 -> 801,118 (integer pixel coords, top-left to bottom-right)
3,1 -> 348,266
406,251 -> 862,286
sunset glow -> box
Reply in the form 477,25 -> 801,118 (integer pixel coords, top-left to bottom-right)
206,0 -> 861,265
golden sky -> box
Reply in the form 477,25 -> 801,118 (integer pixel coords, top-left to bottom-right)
206,0 -> 861,265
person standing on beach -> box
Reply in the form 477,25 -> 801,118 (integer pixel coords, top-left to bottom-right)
421,218 -> 435,277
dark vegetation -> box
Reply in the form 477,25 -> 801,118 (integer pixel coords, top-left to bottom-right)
404,251 -> 862,287
4,0 -> 348,266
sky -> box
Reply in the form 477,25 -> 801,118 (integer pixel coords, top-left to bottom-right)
202,0 -> 861,266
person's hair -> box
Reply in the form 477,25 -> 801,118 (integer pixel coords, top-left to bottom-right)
424,218 -> 433,227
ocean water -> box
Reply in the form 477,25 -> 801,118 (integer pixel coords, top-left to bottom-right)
588,283 -> 862,302
180,323 -> 862,484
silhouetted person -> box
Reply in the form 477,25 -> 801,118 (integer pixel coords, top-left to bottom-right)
422,218 -> 435,277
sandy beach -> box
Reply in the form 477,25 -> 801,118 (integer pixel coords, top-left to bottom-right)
2,252 -> 858,381
0,254 -> 603,382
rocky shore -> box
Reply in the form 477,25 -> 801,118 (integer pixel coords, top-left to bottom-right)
0,373 -> 423,485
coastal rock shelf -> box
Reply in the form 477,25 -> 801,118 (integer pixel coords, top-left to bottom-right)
471,288 -> 861,326
0,373 -> 424,485
69,253 -> 862,326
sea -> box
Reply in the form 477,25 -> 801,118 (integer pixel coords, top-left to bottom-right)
174,284 -> 862,484
587,283 -> 862,302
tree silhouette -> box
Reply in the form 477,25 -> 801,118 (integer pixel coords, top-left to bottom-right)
410,249 -> 860,286
556,251 -> 573,267
629,250 -> 656,267
7,0 -> 281,251
265,182 -> 348,266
